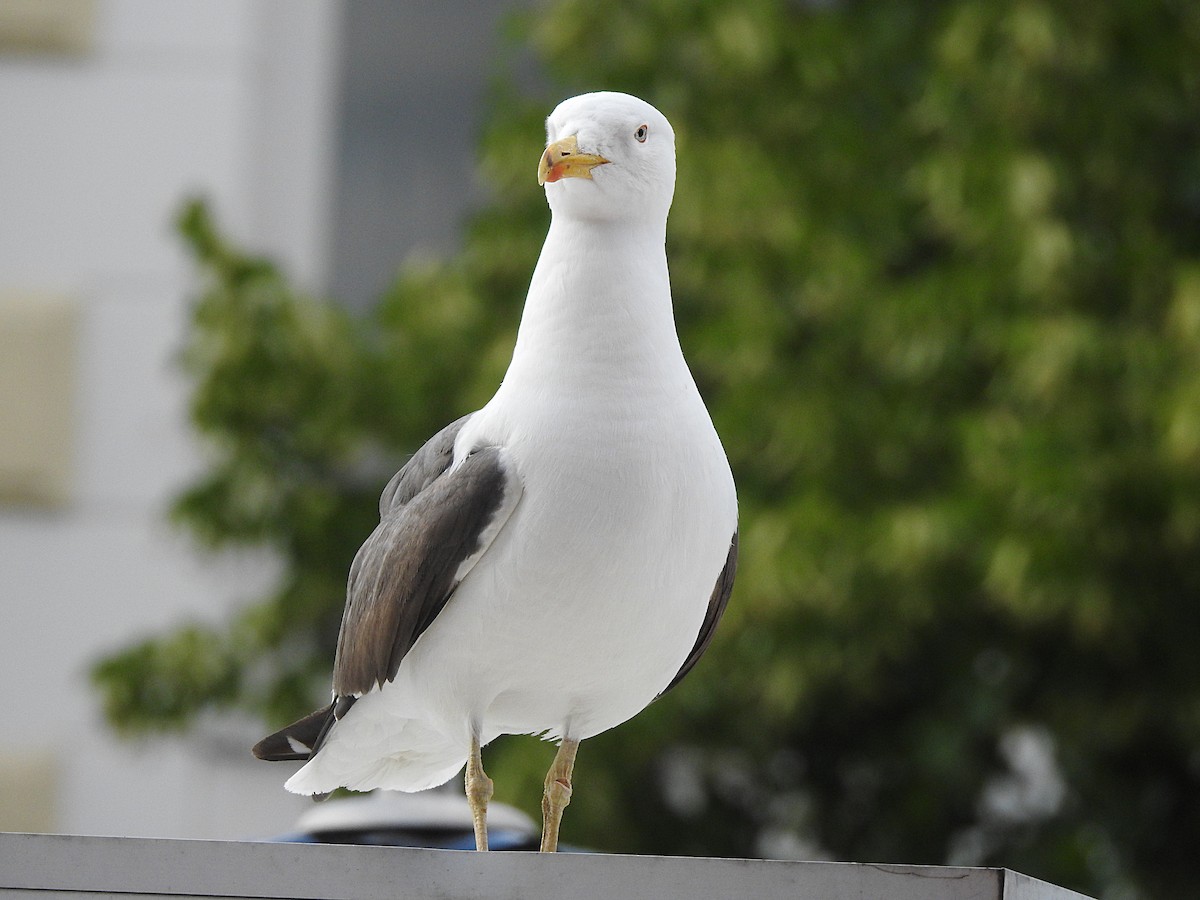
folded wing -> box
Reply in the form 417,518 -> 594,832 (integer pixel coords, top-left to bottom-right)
253,415 -> 522,763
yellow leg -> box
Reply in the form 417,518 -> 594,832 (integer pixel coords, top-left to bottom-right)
465,733 -> 493,851
540,738 -> 580,853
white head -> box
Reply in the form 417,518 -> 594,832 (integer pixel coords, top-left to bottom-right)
538,91 -> 676,224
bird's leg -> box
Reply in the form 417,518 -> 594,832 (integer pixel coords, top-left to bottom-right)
465,733 -> 493,851
540,737 -> 580,853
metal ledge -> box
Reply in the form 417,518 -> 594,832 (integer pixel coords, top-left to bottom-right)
0,831 -> 1093,899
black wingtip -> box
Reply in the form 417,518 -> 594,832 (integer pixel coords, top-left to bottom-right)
252,703 -> 337,762
251,732 -> 309,762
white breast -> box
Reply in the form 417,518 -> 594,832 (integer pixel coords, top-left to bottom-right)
403,330 -> 736,743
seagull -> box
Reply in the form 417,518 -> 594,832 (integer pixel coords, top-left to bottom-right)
253,91 -> 738,853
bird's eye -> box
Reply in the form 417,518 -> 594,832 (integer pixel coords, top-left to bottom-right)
634,124 -> 649,143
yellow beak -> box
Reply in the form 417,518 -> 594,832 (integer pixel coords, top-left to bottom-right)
537,135 -> 610,185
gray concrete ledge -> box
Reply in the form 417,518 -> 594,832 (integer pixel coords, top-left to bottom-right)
0,831 -> 1094,899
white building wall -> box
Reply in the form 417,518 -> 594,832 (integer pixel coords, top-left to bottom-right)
0,0 -> 340,839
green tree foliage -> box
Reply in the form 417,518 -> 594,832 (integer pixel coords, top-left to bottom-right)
93,1 -> 1200,896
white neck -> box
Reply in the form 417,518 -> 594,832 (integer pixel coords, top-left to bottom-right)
501,214 -> 688,398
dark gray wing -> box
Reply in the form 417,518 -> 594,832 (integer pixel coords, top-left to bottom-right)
376,414 -> 471,515
334,436 -> 520,697
660,531 -> 738,695
253,415 -> 521,765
